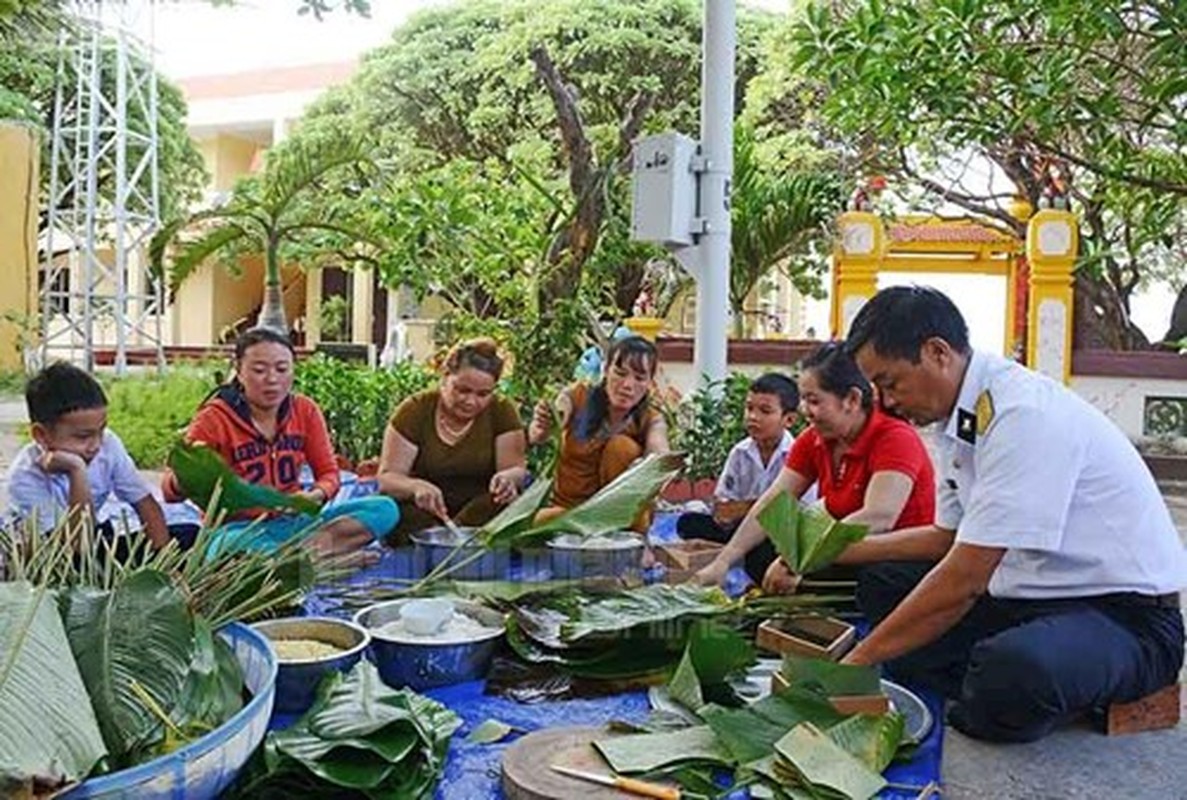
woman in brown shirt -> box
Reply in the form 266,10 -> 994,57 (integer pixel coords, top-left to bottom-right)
529,335 -> 670,529
377,338 -> 527,543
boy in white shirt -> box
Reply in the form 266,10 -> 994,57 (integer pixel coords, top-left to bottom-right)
6,362 -> 180,549
677,373 -> 801,582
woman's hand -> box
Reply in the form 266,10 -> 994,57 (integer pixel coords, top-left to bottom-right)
762,558 -> 799,595
489,469 -> 521,505
294,488 -> 327,508
412,479 -> 450,521
527,399 -> 553,446
691,557 -> 730,587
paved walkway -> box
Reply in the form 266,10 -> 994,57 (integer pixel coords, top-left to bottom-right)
1,397 -> 1186,798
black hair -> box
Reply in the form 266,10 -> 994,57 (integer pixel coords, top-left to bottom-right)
443,337 -> 505,381
574,335 -> 658,441
26,361 -> 107,425
235,327 -> 295,360
749,372 -> 799,414
845,285 -> 970,363
800,342 -> 874,411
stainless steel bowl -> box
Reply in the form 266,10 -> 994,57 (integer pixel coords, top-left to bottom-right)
411,525 -> 511,580
252,616 -> 370,714
353,598 -> 506,690
546,531 -> 645,579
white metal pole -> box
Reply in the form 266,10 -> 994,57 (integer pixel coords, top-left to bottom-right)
694,0 -> 734,388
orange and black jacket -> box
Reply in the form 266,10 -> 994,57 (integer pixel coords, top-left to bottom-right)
163,384 -> 340,518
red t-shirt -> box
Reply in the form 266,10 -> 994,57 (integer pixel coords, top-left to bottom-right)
785,408 -> 935,529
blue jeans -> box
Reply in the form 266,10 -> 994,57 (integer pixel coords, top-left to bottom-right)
206,495 -> 399,557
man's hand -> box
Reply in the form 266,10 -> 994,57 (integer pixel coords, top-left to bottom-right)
527,399 -> 553,446
762,557 -> 799,594
412,479 -> 450,521
691,556 -> 730,586
38,449 -> 87,475
489,469 -> 520,505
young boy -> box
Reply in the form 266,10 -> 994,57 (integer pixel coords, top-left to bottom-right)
6,362 -> 173,548
676,372 -> 801,582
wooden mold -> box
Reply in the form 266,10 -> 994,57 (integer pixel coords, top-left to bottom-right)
756,616 -> 856,661
655,539 -> 723,573
1104,683 -> 1181,736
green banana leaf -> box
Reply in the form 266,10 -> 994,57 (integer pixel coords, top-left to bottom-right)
773,722 -> 886,800
825,713 -> 905,774
60,570 -> 197,766
758,493 -> 868,574
667,621 -> 756,712
779,655 -> 882,697
560,584 -> 732,642
244,661 -> 460,798
699,686 -> 844,766
0,582 -> 107,792
476,477 -> 553,550
521,452 -> 686,540
168,441 -> 321,518
594,725 -> 734,775
173,618 -> 245,738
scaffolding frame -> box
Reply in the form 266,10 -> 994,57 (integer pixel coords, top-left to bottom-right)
40,1 -> 164,375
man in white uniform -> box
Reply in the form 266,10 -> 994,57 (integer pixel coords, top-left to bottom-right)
832,285 -> 1187,742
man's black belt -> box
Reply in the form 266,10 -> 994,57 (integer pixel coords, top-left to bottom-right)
1092,592 -> 1181,609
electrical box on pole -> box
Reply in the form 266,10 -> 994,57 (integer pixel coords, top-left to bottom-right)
630,132 -> 699,248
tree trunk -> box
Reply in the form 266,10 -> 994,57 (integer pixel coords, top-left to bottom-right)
1164,284 -> 1187,345
258,238 -> 288,334
1072,272 -> 1149,350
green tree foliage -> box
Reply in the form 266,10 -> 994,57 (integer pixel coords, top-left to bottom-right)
788,0 -> 1187,348
150,131 -> 376,334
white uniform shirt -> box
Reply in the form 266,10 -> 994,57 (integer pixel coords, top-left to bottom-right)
6,430 -> 150,534
715,431 -> 794,501
936,350 -> 1187,599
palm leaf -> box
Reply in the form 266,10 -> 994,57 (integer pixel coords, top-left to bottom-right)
477,477 -> 553,550
758,492 -> 868,574
0,582 -> 107,791
148,208 -> 258,292
168,441 -> 321,518
523,452 -> 685,540
60,570 -> 196,766
263,133 -> 371,219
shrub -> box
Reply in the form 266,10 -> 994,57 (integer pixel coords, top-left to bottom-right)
103,366 -> 218,468
294,355 -> 435,465
669,373 -> 754,481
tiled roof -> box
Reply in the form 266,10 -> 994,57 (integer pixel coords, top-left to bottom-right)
888,219 -> 1019,245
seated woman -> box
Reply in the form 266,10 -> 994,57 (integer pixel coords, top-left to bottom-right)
377,338 -> 527,543
162,328 -> 399,557
529,335 -> 670,529
693,341 -> 936,588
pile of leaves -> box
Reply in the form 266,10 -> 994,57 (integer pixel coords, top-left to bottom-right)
0,512 -> 317,794
227,662 -> 460,799
596,654 -> 909,800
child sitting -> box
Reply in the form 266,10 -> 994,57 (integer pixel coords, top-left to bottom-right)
676,372 -> 802,582
6,362 -> 187,549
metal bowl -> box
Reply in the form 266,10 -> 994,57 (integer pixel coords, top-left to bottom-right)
251,616 -> 370,714
353,598 -> 505,690
546,531 -> 645,579
411,525 -> 510,580
62,622 -> 275,800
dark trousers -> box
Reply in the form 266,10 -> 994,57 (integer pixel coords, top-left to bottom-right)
676,512 -> 776,584
857,562 -> 1185,742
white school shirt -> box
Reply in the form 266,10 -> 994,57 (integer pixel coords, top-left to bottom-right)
936,350 -> 1187,599
6,430 -> 151,534
715,431 -> 794,501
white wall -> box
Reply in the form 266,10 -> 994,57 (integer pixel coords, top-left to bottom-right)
1072,375 -> 1187,440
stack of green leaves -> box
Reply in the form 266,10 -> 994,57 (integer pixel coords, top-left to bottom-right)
759,492 -> 868,574
228,662 -> 460,799
505,584 -> 735,681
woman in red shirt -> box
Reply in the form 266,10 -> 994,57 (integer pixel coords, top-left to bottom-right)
694,342 -> 935,587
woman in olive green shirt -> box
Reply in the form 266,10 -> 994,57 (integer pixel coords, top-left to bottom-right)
377,338 -> 527,543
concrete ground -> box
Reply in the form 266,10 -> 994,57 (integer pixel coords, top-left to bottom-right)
1,398 -> 1186,798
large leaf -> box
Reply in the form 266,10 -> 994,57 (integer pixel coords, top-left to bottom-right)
523,452 -> 685,540
593,725 -> 734,775
60,571 -> 196,766
780,656 -> 882,697
168,441 -> 321,518
560,584 -> 732,642
0,582 -> 107,791
477,477 -> 553,549
668,621 -> 756,711
773,722 -> 886,800
700,687 -> 844,766
173,618 -> 245,737
825,713 -> 905,775
758,493 -> 868,574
